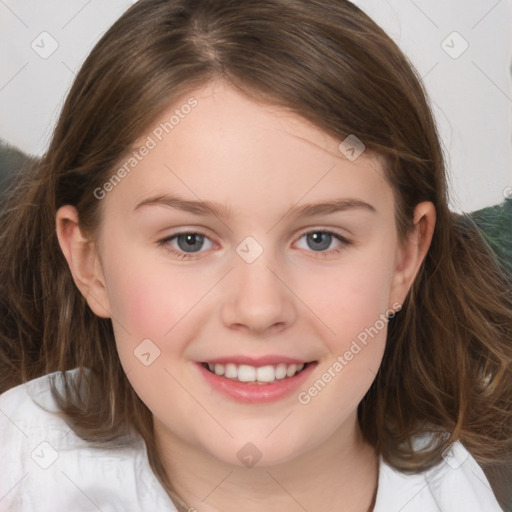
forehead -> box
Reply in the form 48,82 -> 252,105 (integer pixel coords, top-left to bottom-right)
104,81 -> 393,219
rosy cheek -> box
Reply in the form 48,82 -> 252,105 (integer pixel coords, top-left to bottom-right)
126,288 -> 155,333
113,264 -> 200,340
103,261 -> 155,339
322,273 -> 391,348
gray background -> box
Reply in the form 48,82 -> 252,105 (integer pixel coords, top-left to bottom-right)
1,0 -> 511,212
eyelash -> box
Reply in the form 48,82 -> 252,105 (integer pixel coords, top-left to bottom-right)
156,229 -> 352,260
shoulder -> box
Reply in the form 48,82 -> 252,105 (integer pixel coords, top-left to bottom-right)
374,437 -> 503,511
0,369 -> 176,511
0,370 -> 73,446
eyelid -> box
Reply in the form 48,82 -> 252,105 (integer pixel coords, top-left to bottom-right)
157,227 -> 352,260
294,228 -> 352,252
295,225 -> 351,241
156,230 -> 217,256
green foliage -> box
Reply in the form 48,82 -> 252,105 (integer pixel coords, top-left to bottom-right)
470,199 -> 512,280
0,141 -> 32,193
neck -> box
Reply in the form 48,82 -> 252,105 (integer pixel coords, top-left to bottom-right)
155,414 -> 379,512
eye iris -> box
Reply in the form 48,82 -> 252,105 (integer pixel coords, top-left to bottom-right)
177,234 -> 204,253
173,232 -> 335,254
307,232 -> 331,251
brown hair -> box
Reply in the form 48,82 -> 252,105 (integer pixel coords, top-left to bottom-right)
1,0 -> 511,508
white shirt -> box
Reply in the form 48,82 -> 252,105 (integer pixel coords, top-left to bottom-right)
0,370 -> 503,511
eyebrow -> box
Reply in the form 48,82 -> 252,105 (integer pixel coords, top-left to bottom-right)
133,193 -> 376,219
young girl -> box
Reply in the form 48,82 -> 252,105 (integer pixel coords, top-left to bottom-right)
1,1 -> 511,510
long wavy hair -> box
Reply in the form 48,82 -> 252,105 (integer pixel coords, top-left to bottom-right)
1,0 -> 511,509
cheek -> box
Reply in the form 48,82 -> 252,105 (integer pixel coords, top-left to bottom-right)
299,241 -> 395,407
308,248 -> 395,345
103,249 -> 210,414
294,269 -> 391,430
104,245 -> 206,340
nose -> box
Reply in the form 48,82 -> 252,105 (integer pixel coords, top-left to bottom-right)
220,249 -> 297,336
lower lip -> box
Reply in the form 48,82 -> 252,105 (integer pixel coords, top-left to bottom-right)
196,362 -> 317,403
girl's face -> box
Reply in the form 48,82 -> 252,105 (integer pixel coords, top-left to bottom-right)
66,80 -> 429,467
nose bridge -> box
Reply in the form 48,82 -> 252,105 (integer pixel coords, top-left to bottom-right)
220,235 -> 296,334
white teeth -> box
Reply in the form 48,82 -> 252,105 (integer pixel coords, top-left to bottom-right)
256,365 -> 275,383
204,362 -> 306,383
224,363 -> 238,379
238,365 -> 256,382
275,364 -> 288,380
286,364 -> 297,377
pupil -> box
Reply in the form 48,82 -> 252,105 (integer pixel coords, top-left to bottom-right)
308,232 -> 331,251
178,234 -> 203,252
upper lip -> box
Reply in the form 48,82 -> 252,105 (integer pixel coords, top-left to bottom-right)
200,356 -> 313,367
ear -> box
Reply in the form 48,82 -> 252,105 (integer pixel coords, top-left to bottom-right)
55,205 -> 112,319
389,201 -> 436,308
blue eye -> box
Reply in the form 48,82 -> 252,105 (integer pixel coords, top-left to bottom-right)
173,233 -> 207,253
297,231 -> 349,253
157,232 -> 214,259
157,229 -> 350,260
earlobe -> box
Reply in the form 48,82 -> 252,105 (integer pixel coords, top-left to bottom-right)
389,201 -> 436,307
55,205 -> 112,319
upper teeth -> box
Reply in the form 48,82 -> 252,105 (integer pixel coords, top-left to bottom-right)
207,363 -> 305,383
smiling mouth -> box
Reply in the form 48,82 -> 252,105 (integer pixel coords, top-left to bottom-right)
200,361 -> 313,384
